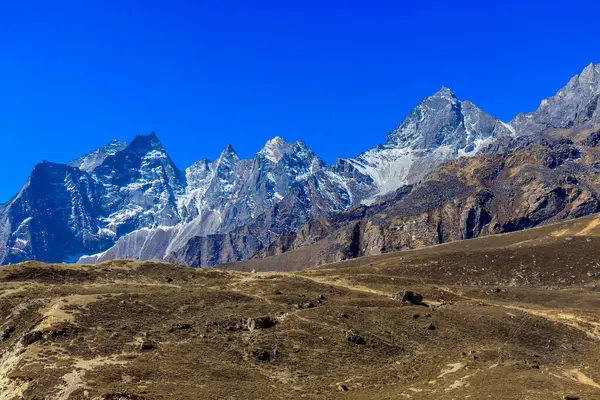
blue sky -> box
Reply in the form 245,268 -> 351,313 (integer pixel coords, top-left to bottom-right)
1,0 -> 600,201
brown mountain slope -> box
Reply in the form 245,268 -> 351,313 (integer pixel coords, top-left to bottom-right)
220,133 -> 600,272
2,213 -> 600,399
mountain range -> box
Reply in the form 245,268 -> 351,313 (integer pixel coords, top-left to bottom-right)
2,63 -> 600,267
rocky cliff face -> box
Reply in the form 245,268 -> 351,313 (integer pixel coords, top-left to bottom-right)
0,162 -> 108,264
240,133 -> 600,270
512,63 -> 600,134
0,133 -> 184,264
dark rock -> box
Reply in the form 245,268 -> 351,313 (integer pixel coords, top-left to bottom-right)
139,339 -> 156,351
426,323 -> 436,330
296,302 -> 318,310
580,130 -> 600,147
392,291 -> 423,305
247,316 -> 276,331
337,384 -> 349,391
46,324 -> 79,341
100,394 -> 147,400
247,348 -> 271,362
21,330 -> 43,347
563,396 -> 580,400
165,277 -> 173,283
169,323 -> 192,332
346,330 -> 366,345
0,326 -> 15,341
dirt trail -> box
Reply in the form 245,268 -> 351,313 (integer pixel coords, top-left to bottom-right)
435,286 -> 600,342
564,369 -> 600,389
40,294 -> 102,328
297,273 -> 403,297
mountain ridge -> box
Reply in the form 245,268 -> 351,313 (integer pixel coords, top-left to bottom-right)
3,63 -> 600,267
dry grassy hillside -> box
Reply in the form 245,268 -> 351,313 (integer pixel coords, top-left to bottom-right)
2,214 -> 600,399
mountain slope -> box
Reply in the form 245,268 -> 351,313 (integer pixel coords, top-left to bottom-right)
221,132 -> 600,271
341,87 -> 514,198
2,213 -> 600,399
512,62 -> 600,135
78,89 -> 512,266
0,133 -> 185,264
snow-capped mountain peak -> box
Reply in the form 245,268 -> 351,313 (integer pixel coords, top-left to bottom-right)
258,136 -> 290,163
69,139 -> 127,173
345,88 -> 513,198
8,63 -> 600,268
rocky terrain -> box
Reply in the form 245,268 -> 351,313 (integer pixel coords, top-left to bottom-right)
220,131 -> 600,271
1,213 -> 600,399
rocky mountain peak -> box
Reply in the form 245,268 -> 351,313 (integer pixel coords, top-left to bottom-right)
385,87 -> 478,150
215,144 -> 239,169
69,139 -> 128,173
511,62 -> 600,134
185,159 -> 212,190
128,131 -> 166,155
578,62 -> 600,83
430,86 -> 458,102
258,136 -> 291,163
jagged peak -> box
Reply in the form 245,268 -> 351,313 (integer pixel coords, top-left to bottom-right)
579,62 -> 599,80
129,131 -> 165,151
431,86 -> 457,99
221,143 -> 237,156
187,158 -> 211,171
214,144 -> 239,167
258,136 -> 293,163
69,138 -> 128,172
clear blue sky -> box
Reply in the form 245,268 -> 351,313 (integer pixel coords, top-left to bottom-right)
1,0 -> 600,202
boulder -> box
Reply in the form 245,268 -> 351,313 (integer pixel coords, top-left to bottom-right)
139,339 -> 157,351
346,330 -> 366,345
247,316 -> 276,331
392,291 -> 423,305
169,323 -> 192,332
21,330 -> 43,347
0,326 -> 15,341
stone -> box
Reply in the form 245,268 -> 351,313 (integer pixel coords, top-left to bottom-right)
337,384 -> 349,391
169,323 -> 192,332
247,316 -> 276,331
392,291 -> 423,305
139,339 -> 156,351
21,330 -> 43,347
346,330 -> 366,345
0,326 -> 15,341
426,323 -> 436,330
248,348 -> 271,362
